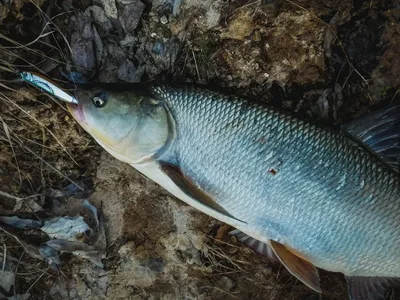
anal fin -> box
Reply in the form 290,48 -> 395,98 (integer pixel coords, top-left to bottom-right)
229,230 -> 321,293
346,276 -> 400,300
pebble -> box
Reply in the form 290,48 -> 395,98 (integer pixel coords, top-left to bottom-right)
152,40 -> 165,55
160,15 -> 168,24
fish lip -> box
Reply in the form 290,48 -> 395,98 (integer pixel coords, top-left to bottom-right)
67,103 -> 86,124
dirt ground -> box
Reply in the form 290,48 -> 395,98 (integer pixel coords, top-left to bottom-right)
0,0 -> 399,299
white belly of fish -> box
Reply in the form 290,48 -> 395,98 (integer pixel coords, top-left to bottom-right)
131,160 -> 271,245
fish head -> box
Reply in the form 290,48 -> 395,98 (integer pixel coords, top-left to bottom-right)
67,84 -> 172,164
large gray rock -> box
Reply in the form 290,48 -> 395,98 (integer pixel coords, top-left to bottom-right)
71,13 -> 96,72
85,6 -> 114,37
118,0 -> 145,35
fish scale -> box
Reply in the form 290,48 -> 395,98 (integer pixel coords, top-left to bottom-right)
153,84 -> 400,277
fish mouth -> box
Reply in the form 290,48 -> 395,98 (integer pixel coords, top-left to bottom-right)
67,103 -> 86,125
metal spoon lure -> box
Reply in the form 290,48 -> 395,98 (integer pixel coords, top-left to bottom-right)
20,72 -> 78,105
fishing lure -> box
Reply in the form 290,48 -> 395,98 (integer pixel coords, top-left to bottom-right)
20,71 -> 78,104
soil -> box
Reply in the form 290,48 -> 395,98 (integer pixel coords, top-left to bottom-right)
0,0 -> 399,299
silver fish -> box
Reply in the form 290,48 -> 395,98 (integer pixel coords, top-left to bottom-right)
62,82 -> 399,300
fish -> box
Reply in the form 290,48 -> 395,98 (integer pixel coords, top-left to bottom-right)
21,73 -> 400,299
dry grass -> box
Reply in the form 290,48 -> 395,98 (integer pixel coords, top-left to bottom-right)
0,228 -> 56,298
203,237 -> 251,273
0,6 -> 92,295
285,0 -> 370,87
0,105 -> 83,187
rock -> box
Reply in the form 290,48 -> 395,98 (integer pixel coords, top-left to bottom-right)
147,257 -> 164,273
152,0 -> 174,15
120,34 -> 137,48
98,44 -> 127,82
343,16 -> 385,75
160,15 -> 168,24
95,0 -> 118,19
204,0 -> 223,29
0,4 -> 9,22
220,9 -> 256,40
119,0 -> 145,34
71,13 -> 96,72
117,59 -> 142,82
98,59 -> 118,82
151,40 -> 165,55
216,276 -> 235,291
85,5 -> 114,37
93,24 -> 104,64
134,37 -> 181,77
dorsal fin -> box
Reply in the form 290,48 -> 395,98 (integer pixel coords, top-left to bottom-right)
160,162 -> 245,223
342,104 -> 400,172
270,240 -> 322,293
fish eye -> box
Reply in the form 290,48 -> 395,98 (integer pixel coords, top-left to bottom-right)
92,92 -> 107,108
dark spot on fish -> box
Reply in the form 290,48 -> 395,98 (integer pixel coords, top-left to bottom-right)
254,135 -> 267,144
269,169 -> 277,175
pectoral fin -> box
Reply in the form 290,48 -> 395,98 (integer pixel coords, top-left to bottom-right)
270,240 -> 322,293
160,162 -> 244,223
346,276 -> 400,300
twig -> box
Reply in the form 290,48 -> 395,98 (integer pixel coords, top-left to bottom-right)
29,0 -> 73,54
0,117 -> 22,185
1,243 -> 6,279
40,128 -> 46,192
19,143 -> 84,190
16,270 -> 53,276
234,0 -> 261,12
201,286 -> 240,299
0,131 -> 83,192
209,236 -> 244,249
0,65 -> 17,74
2,28 -> 54,49
13,250 -> 25,299
334,62 -> 346,86
192,49 -> 201,82
0,191 -> 43,202
18,135 -> 93,150
0,227 -> 41,261
0,36 -> 68,68
390,89 -> 399,104
0,82 -> 17,92
0,191 -> 23,202
181,47 -> 190,76
0,92 -> 79,166
343,69 -> 354,88
23,266 -> 51,299
0,46 -> 47,75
